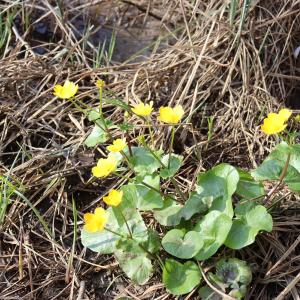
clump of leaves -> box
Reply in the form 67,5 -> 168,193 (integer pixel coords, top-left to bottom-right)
199,258 -> 252,300
76,84 -> 296,298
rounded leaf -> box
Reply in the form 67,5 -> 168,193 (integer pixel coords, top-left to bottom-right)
84,125 -> 108,147
225,205 -> 273,249
153,198 -> 182,226
162,229 -> 203,259
163,259 -> 201,295
115,250 -> 153,285
196,164 -> 239,218
194,211 -> 232,260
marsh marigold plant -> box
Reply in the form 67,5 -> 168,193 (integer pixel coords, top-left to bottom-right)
77,82 -> 299,297
53,80 -> 78,99
158,105 -> 184,124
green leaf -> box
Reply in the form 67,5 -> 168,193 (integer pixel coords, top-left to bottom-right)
194,210 -> 232,260
163,259 -> 202,295
118,123 -> 134,131
251,142 -> 300,192
103,97 -> 131,111
87,109 -> 101,121
84,125 -> 107,147
196,164 -> 239,218
116,238 -> 144,254
135,184 -> 163,210
225,205 -> 273,249
162,229 -> 203,259
134,174 -> 164,210
115,185 -> 139,221
153,198 -> 182,226
179,192 -> 212,220
110,189 -> 149,243
199,258 -> 252,300
141,229 -> 161,254
160,154 -> 183,178
236,169 -> 265,199
122,177 -> 164,211
234,201 -> 257,218
130,147 -> 162,176
135,173 -> 160,190
115,249 -> 153,285
198,286 -> 221,300
215,258 -> 252,286
87,110 -> 113,127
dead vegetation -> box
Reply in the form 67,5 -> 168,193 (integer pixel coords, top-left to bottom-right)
0,0 -> 300,299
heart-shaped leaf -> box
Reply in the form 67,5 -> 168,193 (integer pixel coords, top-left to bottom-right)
225,205 -> 272,249
160,154 -> 183,178
84,124 -> 107,147
115,249 -> 153,285
153,198 -> 182,226
198,286 -> 221,300
162,229 -> 203,259
196,164 -> 239,218
163,259 -> 202,295
141,229 -> 161,254
194,210 -> 232,260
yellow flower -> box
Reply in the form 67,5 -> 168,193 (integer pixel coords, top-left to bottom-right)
103,189 -> 123,206
84,207 -> 107,232
158,105 -> 184,124
96,79 -> 105,89
92,155 -> 118,178
53,80 -> 78,99
261,113 -> 287,135
294,115 -> 300,123
278,108 -> 292,122
131,101 -> 153,117
106,138 -> 127,153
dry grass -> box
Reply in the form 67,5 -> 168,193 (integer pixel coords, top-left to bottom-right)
0,0 -> 300,299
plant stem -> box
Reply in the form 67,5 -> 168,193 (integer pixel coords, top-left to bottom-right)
99,86 -> 103,115
196,261 -> 236,300
105,222 -> 163,270
98,86 -> 110,133
119,209 -> 133,238
125,132 -> 133,156
168,125 -> 175,168
104,226 -> 125,238
147,117 -> 155,149
141,140 -> 187,202
114,171 -> 180,203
